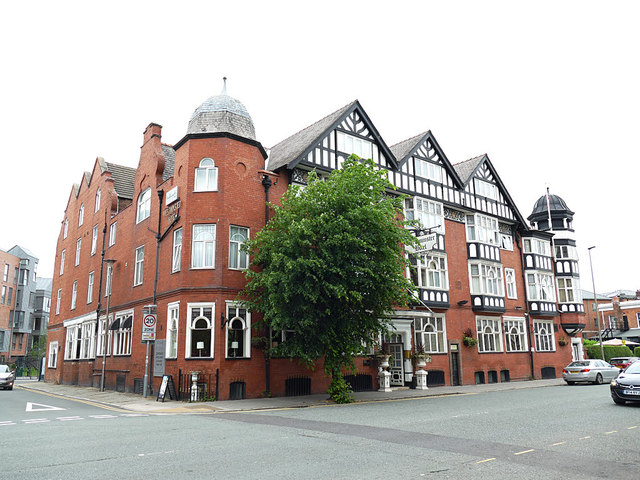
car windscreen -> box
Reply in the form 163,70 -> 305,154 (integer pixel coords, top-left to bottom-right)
0,365 -> 9,373
610,358 -> 630,363
624,362 -> 640,374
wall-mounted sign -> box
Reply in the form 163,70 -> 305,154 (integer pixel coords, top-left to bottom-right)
413,233 -> 437,254
165,186 -> 178,205
164,200 -> 181,223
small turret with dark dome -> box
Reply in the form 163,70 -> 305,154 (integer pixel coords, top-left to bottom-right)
187,78 -> 256,140
528,191 -> 574,232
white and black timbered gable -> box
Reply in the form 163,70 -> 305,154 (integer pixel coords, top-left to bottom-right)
457,155 -> 525,224
391,131 -> 464,204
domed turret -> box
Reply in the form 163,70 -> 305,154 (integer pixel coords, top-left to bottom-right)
187,78 -> 256,140
528,191 -> 574,232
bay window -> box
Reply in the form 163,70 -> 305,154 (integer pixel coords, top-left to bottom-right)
503,317 -> 527,352
192,224 -> 216,269
466,214 -> 499,245
476,317 -> 503,353
527,272 -> 556,302
404,197 -> 444,233
469,262 -> 504,296
557,277 -> 581,303
409,253 -> 448,290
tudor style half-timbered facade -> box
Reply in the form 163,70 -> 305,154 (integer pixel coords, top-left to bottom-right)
46,88 -> 586,399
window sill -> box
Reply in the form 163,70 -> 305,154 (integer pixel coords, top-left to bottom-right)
193,189 -> 219,193
185,357 -> 214,360
225,356 -> 251,360
190,267 -> 215,270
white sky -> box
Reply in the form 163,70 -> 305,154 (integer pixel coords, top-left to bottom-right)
1,0 -> 638,294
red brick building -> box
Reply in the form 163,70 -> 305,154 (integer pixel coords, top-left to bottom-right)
45,84 -> 586,398
0,249 -> 20,363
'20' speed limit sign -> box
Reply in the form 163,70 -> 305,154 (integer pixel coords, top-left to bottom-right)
142,314 -> 157,341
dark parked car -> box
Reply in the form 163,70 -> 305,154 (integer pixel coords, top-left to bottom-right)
609,357 -> 639,370
611,360 -> 640,405
0,365 -> 15,390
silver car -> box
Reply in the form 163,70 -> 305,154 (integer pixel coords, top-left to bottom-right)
0,365 -> 15,390
562,359 -> 620,385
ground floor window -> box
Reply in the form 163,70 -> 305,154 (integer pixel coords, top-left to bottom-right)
187,303 -> 215,358
166,302 -> 179,359
503,317 -> 527,352
226,303 -> 251,358
414,315 -> 446,353
112,312 -> 133,356
476,316 -> 503,352
48,341 -> 58,368
534,320 -> 555,352
96,316 -> 112,356
64,321 -> 96,360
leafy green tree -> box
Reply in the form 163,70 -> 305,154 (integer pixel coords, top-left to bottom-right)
240,156 -> 418,402
26,336 -> 47,371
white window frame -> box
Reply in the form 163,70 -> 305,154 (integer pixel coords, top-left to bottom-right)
59,250 -> 65,276
87,271 -> 94,304
3,263 -> 8,282
71,281 -> 78,310
95,188 -> 101,213
56,289 -> 61,315
192,224 -> 216,269
500,233 -> 513,251
63,218 -> 69,239
476,316 -> 503,353
225,302 -> 251,358
554,244 -> 578,260
105,264 -> 112,296
503,317 -> 527,352
109,222 -> 117,247
91,224 -> 98,256
466,213 -> 499,246
113,310 -> 133,356
474,178 -> 498,200
48,341 -> 58,368
523,238 -> 551,256
534,320 -> 555,352
526,271 -> 556,302
172,228 -> 182,273
96,316 -> 112,356
75,238 -> 81,266
414,158 -> 443,183
505,268 -> 517,299
414,315 -> 447,353
404,197 -> 444,234
409,253 -> 448,290
186,303 -> 215,359
78,204 -> 84,226
166,302 -> 179,359
337,131 -> 372,159
134,245 -> 144,286
469,261 -> 504,296
229,226 -> 249,270
557,277 -> 581,303
194,158 -> 219,192
136,188 -> 151,224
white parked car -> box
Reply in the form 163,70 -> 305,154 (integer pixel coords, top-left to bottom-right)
0,365 -> 15,390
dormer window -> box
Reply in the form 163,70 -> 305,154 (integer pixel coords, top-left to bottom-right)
195,158 -> 218,192
337,131 -> 372,159
136,188 -> 151,224
415,158 -> 443,183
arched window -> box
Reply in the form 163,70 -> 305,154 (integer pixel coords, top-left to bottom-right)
226,305 -> 250,358
136,188 -> 151,224
78,204 -> 84,226
95,188 -> 101,213
195,158 -> 218,192
187,304 -> 214,358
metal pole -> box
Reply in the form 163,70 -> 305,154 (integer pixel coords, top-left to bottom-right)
100,281 -> 111,392
588,246 -> 606,361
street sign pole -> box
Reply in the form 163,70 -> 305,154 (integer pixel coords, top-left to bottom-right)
143,340 -> 150,398
142,305 -> 157,398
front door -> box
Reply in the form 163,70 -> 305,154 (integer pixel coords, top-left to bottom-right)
388,343 -> 404,386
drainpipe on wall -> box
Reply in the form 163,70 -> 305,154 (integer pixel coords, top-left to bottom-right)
261,174 -> 272,395
515,231 -> 535,380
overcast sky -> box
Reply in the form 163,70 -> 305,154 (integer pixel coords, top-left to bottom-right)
1,1 -> 638,294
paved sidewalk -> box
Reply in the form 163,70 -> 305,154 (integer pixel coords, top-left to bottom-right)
15,377 -> 565,414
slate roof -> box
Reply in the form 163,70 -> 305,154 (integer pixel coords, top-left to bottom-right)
268,101 -> 357,172
453,155 -> 485,184
389,131 -> 430,162
161,144 -> 175,182
36,277 -> 53,293
105,162 -> 136,200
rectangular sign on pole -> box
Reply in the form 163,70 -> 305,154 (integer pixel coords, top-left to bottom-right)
142,313 -> 157,341
154,339 -> 165,377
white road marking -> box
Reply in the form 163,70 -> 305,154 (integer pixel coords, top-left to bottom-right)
0,421 -> 16,426
120,413 -> 148,417
89,414 -> 118,419
26,402 -> 66,412
23,418 -> 50,424
57,416 -> 83,421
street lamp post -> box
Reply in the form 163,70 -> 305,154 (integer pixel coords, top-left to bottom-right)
587,247 -> 606,361
100,259 -> 116,392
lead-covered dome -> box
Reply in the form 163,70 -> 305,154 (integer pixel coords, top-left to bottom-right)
528,192 -> 575,231
187,79 -> 256,140
528,194 -> 574,220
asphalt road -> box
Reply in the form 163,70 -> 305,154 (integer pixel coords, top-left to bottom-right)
1,383 -> 638,479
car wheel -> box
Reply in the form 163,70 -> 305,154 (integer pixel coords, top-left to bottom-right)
594,373 -> 603,385
566,381 -> 575,385
612,396 -> 626,405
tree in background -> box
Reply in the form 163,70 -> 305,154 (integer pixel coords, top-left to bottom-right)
240,156 -> 418,402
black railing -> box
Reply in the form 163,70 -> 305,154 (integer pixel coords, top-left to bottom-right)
285,376 -> 311,396
344,374 -> 373,392
177,369 -> 217,401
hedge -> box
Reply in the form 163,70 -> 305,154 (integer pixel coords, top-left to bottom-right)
635,346 -> 640,357
584,345 -> 633,362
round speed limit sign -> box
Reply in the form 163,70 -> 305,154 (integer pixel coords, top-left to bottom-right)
143,314 -> 157,328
